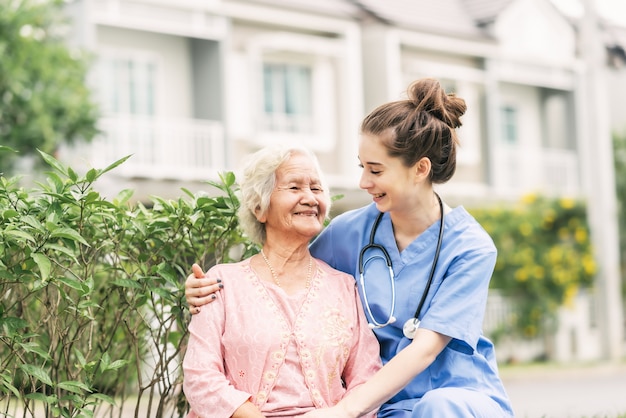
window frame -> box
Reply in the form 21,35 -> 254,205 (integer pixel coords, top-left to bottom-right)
246,33 -> 340,152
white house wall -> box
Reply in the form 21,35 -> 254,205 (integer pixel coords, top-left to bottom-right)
221,2 -> 365,196
608,69 -> 626,134
494,0 -> 577,67
496,83 -> 543,192
97,26 -> 194,119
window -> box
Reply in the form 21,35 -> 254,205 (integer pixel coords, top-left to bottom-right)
542,91 -> 572,150
99,55 -> 157,116
262,62 -> 313,133
500,106 -> 518,144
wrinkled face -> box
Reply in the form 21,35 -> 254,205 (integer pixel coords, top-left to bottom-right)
259,153 -> 329,241
358,133 -> 416,213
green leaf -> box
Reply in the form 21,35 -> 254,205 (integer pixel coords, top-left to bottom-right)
112,279 -> 141,289
24,392 -> 57,403
58,380 -> 91,394
67,167 -> 78,181
0,146 -> 18,154
156,262 -> 177,282
50,227 -> 90,246
20,364 -> 53,386
46,172 -> 65,193
221,171 -> 236,187
74,348 -> 87,367
86,393 -> 116,406
43,243 -> 79,263
37,149 -> 67,176
85,168 -> 97,182
76,410 -> 95,418
105,359 -> 128,371
4,229 -> 36,243
0,372 -> 20,397
20,341 -> 52,361
181,187 -> 195,198
21,215 -> 45,232
100,155 -> 133,176
0,317 -> 28,335
2,209 -> 19,219
32,253 -> 51,281
151,287 -> 174,300
97,352 -> 111,374
114,188 -> 134,205
56,276 -> 84,291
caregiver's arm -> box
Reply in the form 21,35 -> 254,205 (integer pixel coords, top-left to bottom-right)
299,327 -> 451,418
232,401 -> 266,418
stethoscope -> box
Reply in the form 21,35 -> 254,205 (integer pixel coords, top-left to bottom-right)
358,193 -> 444,339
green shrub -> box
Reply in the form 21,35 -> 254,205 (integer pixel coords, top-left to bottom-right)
470,194 -> 596,339
1,150 -> 599,415
0,151 -> 255,417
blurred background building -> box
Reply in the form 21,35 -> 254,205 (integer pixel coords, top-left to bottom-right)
57,0 -> 626,362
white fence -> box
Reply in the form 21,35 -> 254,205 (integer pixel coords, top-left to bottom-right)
491,146 -> 580,196
484,289 -> 603,363
61,115 -> 226,181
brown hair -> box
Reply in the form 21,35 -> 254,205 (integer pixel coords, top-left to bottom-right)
360,78 -> 466,184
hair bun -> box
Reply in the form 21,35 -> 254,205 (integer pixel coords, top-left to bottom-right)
407,78 -> 466,129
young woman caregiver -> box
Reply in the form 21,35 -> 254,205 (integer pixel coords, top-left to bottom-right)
185,78 -> 514,418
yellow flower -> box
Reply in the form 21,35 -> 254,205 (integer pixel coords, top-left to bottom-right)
574,227 -> 587,244
582,255 -> 597,275
519,223 -> 532,236
563,284 -> 579,307
559,198 -> 576,209
548,246 -> 563,264
543,209 -> 555,227
521,193 -> 537,204
514,268 -> 529,282
523,324 -> 537,338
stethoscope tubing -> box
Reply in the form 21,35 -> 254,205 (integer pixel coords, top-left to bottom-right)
358,193 -> 444,335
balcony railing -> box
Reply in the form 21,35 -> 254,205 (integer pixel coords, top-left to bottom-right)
491,146 -> 580,196
62,116 -> 226,181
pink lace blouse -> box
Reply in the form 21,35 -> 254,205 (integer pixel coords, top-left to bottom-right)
183,258 -> 381,417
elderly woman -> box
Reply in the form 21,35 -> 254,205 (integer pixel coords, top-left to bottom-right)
182,145 -> 381,418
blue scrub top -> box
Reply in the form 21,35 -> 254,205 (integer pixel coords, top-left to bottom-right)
309,203 -> 513,415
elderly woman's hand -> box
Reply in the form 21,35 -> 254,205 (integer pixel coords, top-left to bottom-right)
185,263 -> 222,314
297,406 -> 353,418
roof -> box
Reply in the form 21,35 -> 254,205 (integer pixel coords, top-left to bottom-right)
461,0 -> 515,25
239,0 -> 363,19
354,0 -> 491,38
239,0 -> 626,58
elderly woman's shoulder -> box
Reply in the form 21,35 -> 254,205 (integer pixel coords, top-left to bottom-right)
205,259 -> 252,283
314,258 -> 356,286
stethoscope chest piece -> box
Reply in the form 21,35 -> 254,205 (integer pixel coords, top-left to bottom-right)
402,317 -> 420,339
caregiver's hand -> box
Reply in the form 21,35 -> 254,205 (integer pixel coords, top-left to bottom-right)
297,406 -> 352,418
185,263 -> 222,314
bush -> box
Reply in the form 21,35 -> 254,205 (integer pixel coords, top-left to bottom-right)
1,150 -> 599,415
0,151 -> 255,417
470,194 -> 596,339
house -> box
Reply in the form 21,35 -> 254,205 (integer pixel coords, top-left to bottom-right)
61,0 -> 595,205
59,0 -> 625,361
62,0 -> 366,205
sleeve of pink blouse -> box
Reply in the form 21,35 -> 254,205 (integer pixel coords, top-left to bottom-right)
340,282 -> 382,416
183,287 -> 251,418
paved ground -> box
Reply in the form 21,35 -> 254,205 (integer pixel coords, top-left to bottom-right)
501,362 -> 626,418
3,362 -> 626,417
94,361 -> 626,418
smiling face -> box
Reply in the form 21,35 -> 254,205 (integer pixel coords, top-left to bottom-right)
258,152 -> 329,243
358,133 -> 430,214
